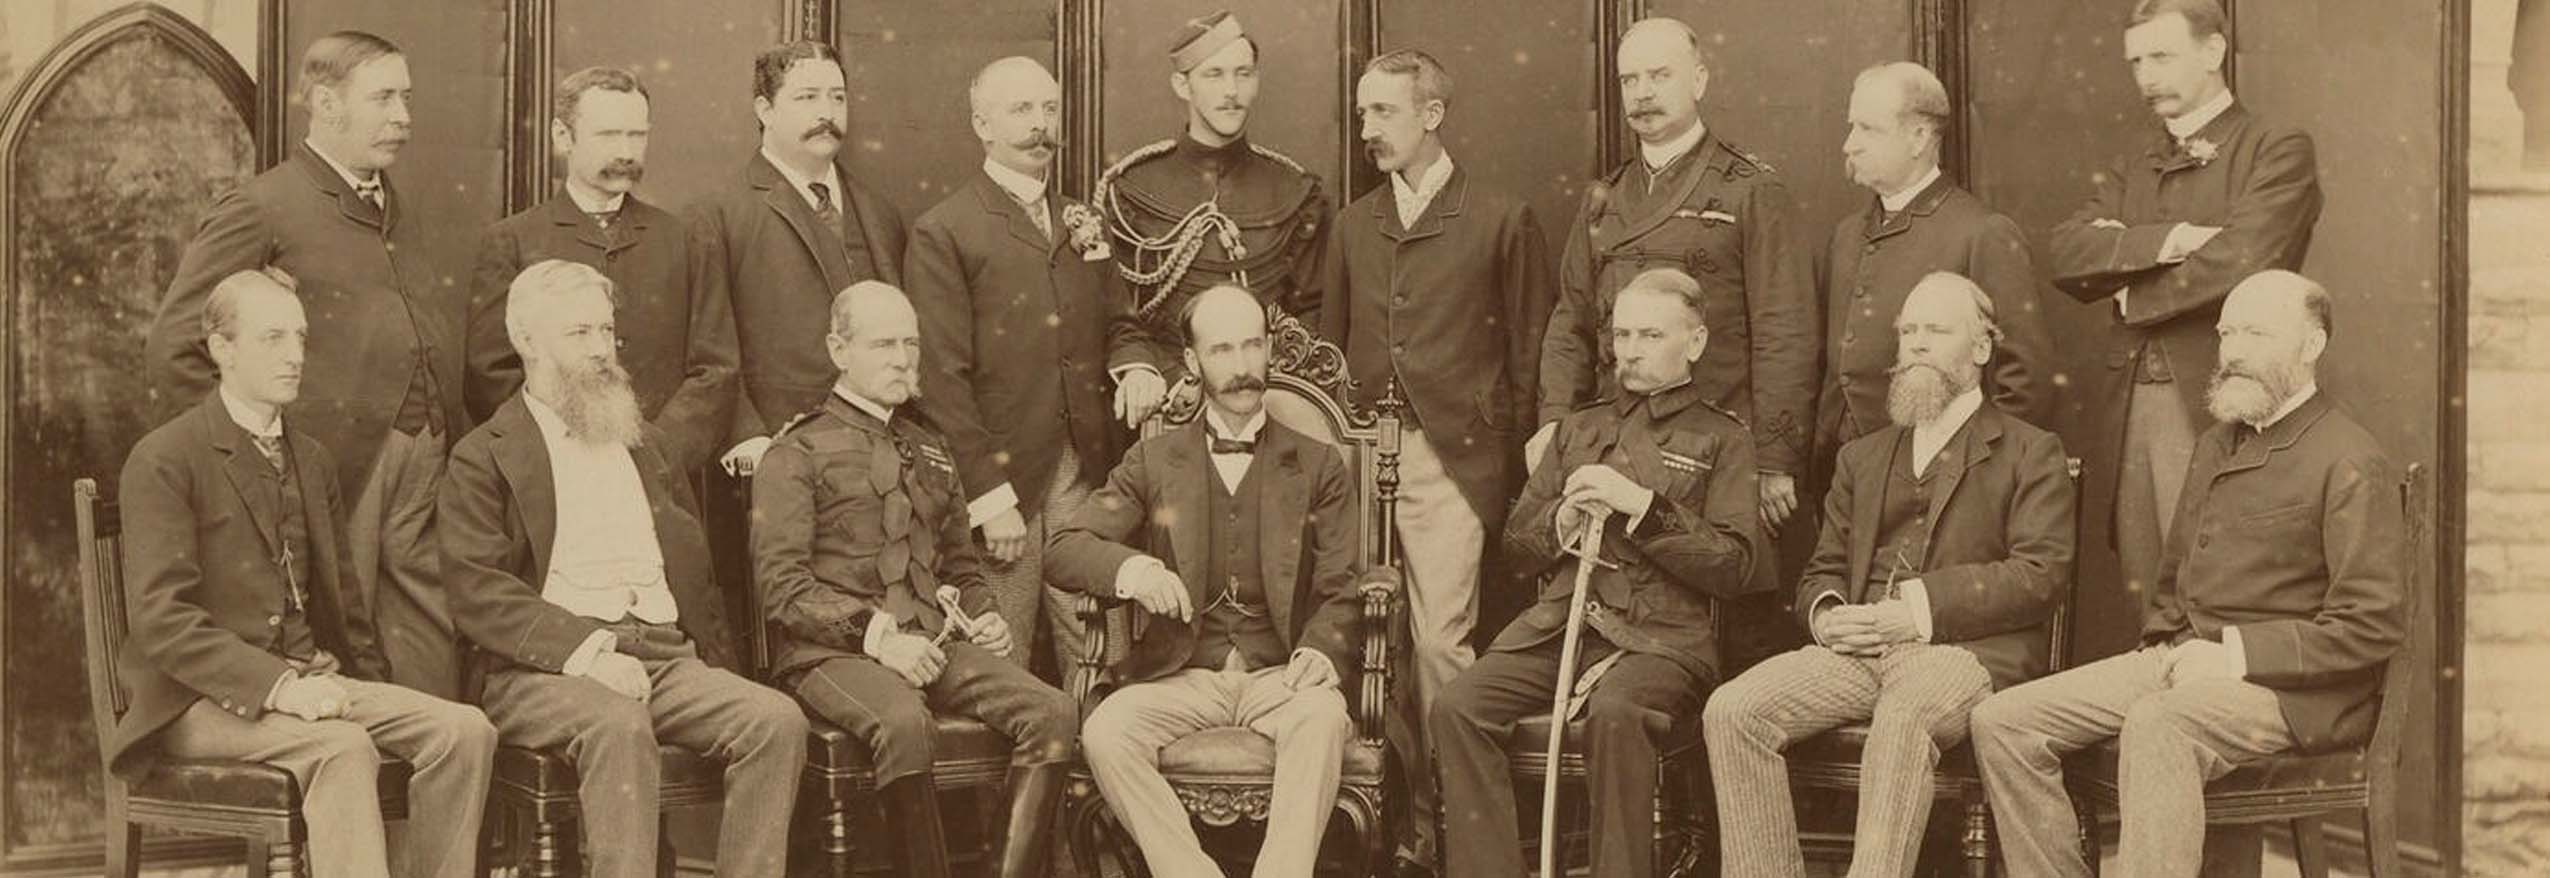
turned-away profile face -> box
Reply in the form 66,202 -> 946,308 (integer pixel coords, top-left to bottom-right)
1174,38 -> 1259,140
315,53 -> 413,172
1844,77 -> 1930,193
1356,69 -> 1436,176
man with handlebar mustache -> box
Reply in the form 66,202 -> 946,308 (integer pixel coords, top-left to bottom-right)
464,66 -> 739,476
690,40 -> 910,480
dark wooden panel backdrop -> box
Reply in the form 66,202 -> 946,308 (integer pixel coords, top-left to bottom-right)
1375,0 -> 1601,257
548,0 -> 783,213
1100,0 -> 1350,201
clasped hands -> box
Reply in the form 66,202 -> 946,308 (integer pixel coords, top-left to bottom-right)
1811,592 -> 1926,658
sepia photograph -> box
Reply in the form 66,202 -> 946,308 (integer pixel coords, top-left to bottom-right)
0,0 -> 2521,876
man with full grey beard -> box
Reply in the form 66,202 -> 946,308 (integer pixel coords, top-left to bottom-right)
1706,272 -> 2074,878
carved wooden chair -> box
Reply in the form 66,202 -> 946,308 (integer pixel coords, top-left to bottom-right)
75,477 -> 413,878
1785,457 -> 2084,877
2067,464 -> 2428,878
1497,646 -> 1713,877
1061,304 -> 1406,878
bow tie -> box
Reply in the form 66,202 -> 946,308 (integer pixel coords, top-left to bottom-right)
1209,437 -> 1256,455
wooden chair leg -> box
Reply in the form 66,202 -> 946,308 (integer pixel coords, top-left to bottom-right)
2076,800 -> 2102,877
2364,804 -> 2402,878
1963,795 -> 1995,878
103,821 -> 139,878
823,794 -> 854,878
2289,818 -> 2330,878
260,837 -> 301,878
529,813 -> 569,878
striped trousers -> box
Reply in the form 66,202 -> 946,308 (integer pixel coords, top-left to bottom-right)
1704,643 -> 1993,878
981,446 -> 1094,673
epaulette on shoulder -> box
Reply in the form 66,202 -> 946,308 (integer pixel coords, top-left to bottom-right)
1097,139 -> 1178,189
1699,399 -> 1749,428
1716,140 -> 1775,178
771,409 -> 821,441
1248,142 -> 1307,175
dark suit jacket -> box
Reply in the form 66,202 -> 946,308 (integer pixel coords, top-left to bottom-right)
1044,420 -> 1364,688
464,193 -> 738,473
1541,135 -> 1821,475
1816,176 -> 2051,452
905,171 -> 1156,518
2047,103 -> 2321,549
1500,382 -> 1772,684
110,395 -> 387,776
147,144 -> 466,494
689,153 -> 908,443
1796,406 -> 2075,689
2144,393 -> 2404,753
1319,166 -> 1555,529
439,395 -> 734,674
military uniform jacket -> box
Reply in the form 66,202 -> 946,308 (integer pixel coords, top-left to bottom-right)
110,395 -> 387,776
1541,133 -> 1820,475
751,392 -> 991,680
1498,380 -> 1774,684
1796,406 -> 2076,690
2046,103 -> 2320,549
906,171 -> 1161,518
465,193 -> 739,473
1319,165 -> 1554,530
689,153 -> 909,445
147,144 -> 466,496
1818,175 -> 2051,453
2142,394 -> 2403,753
1097,134 -> 1328,336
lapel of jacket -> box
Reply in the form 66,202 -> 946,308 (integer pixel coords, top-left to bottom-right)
1864,172 -> 1953,245
294,143 -> 386,233
1923,407 -> 2003,556
1377,164 -> 1467,245
1256,424 -> 1305,641
1844,429 -> 1899,600
974,172 -> 1060,260
2212,390 -> 2328,481
748,153 -> 857,293
1608,135 -> 1722,248
1157,421 -> 1210,600
203,396 -> 285,559
485,396 -> 560,580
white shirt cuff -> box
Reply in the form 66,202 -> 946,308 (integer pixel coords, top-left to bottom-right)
1110,363 -> 1161,384
563,630 -> 618,676
968,483 -> 1021,529
1900,579 -> 1935,643
1113,555 -> 1165,599
864,612 -> 899,654
1623,488 -> 1656,534
2222,625 -> 2248,679
1805,591 -> 1844,646
261,668 -> 300,710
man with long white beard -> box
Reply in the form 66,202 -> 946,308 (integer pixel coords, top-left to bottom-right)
1972,270 -> 2405,878
1704,272 -> 2074,878
442,260 -> 809,878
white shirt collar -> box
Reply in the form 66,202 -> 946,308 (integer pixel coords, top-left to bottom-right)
1910,386 -> 1985,475
1205,405 -> 1266,445
833,386 -> 894,425
305,137 -> 381,192
2166,89 -> 2237,141
762,145 -> 846,212
219,386 -> 283,439
1391,152 -> 1456,224
1879,166 -> 1943,214
521,392 -> 594,447
1639,120 -> 1708,172
982,158 -> 1049,208
2254,383 -> 2317,431
563,179 -> 626,215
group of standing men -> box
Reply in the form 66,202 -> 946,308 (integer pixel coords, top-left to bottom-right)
102,0 -> 2407,877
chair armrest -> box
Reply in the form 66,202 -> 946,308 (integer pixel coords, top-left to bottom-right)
1355,565 -> 1403,744
1068,593 -> 1118,725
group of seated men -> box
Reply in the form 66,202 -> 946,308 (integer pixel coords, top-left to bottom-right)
101,3 -> 2406,878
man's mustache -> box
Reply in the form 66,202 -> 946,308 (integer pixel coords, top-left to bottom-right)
1214,373 -> 1266,395
599,159 -> 645,181
1013,131 -> 1062,152
1628,104 -> 1665,120
804,118 -> 845,142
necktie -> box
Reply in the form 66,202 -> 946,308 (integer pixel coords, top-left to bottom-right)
586,209 -> 618,231
1027,198 -> 1054,242
354,179 -> 383,210
251,434 -> 287,474
1209,437 -> 1255,455
809,181 -> 847,240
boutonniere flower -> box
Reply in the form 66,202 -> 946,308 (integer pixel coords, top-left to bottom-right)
2184,137 -> 2219,166
1061,203 -> 1111,261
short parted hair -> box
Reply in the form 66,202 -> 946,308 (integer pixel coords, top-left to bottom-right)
754,40 -> 842,102
203,267 -> 298,340
505,259 -> 617,345
1623,17 -> 1710,68
1906,271 -> 2006,350
1364,49 -> 1453,113
2129,0 -> 2229,41
1617,268 -> 1707,328
827,280 -> 909,338
1855,62 -> 1950,150
1178,284 -> 1264,349
554,66 -> 649,129
299,30 -> 402,105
